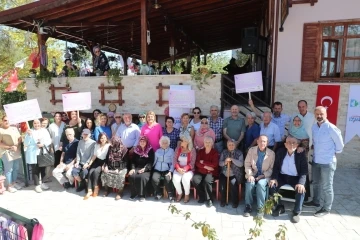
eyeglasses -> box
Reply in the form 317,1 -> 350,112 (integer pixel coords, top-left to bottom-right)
286,142 -> 298,145
201,122 -> 208,124
115,116 -> 122,119
193,112 -> 200,114
95,50 -> 100,53
139,116 -> 145,119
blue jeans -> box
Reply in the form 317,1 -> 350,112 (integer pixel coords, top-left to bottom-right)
245,179 -> 268,209
312,162 -> 336,211
2,155 -> 20,186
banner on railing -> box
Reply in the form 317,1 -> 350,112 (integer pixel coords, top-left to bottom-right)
345,85 -> 360,144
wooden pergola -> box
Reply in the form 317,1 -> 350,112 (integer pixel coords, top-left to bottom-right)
0,0 -> 268,66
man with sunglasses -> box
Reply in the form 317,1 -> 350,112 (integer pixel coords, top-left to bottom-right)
137,112 -> 146,129
111,112 -> 123,137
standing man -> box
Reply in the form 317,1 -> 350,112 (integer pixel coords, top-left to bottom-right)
48,112 -> 65,167
260,112 -> 282,152
249,100 -> 291,140
111,112 -> 123,137
208,105 -> 224,154
0,116 -> 22,193
223,105 -> 246,148
296,100 -> 315,147
304,106 -> 344,217
116,113 -> 141,170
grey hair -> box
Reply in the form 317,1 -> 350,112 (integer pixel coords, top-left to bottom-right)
159,136 -> 171,146
180,135 -> 193,151
122,113 -> 133,119
263,111 -> 272,119
65,128 -> 75,135
210,105 -> 219,111
203,136 -> 214,145
314,106 -> 327,112
246,112 -> 256,119
287,135 -> 301,144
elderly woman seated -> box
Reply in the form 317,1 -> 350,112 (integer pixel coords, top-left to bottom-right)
219,140 -> 244,208
172,135 -> 196,203
101,136 -> 128,200
128,136 -> 154,202
192,136 -> 219,207
152,136 -> 175,202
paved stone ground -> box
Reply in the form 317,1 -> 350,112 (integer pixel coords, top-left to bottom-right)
1,168 -> 360,240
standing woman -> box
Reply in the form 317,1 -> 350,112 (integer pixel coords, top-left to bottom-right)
194,118 -> 215,151
93,46 -> 110,76
162,116 -> 180,150
140,111 -> 162,151
101,136 -> 128,200
24,119 -> 52,193
60,111 -> 83,151
94,113 -> 112,141
179,113 -> 195,142
189,107 -> 202,132
83,132 -> 111,200
48,112 -> 65,167
219,140 -> 244,208
193,137 -> 219,207
83,118 -> 95,140
92,109 -> 102,126
172,135 -> 196,203
128,136 -> 154,201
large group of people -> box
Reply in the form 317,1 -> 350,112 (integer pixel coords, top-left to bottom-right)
0,100 -> 344,223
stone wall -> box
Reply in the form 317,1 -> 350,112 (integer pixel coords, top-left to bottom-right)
275,82 -> 360,168
25,74 -> 221,115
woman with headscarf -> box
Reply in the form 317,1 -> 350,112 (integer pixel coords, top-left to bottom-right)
194,118 -> 215,151
128,136 -> 154,201
93,46 -> 110,76
289,114 -> 309,153
101,136 -> 128,200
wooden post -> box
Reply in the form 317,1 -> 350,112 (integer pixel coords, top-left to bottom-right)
122,52 -> 128,76
186,55 -> 192,74
140,0 -> 148,63
204,53 -> 207,65
170,35 -> 175,74
196,49 -> 201,66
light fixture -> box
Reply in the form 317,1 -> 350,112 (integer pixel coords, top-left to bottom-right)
153,0 -> 161,9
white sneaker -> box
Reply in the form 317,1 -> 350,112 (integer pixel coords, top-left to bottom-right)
13,183 -> 23,190
35,185 -> 42,193
7,187 -> 17,193
41,183 -> 50,190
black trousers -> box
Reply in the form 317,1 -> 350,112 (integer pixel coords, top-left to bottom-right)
152,170 -> 174,197
192,173 -> 214,201
129,169 -> 150,197
54,150 -> 62,167
219,174 -> 239,205
87,159 -> 103,190
30,164 -> 45,186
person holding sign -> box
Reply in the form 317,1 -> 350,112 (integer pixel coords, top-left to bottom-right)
0,116 -> 22,193
24,119 -> 52,193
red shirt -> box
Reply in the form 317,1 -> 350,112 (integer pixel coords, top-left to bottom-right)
195,148 -> 219,178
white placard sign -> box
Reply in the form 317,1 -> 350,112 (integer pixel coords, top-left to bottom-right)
4,99 -> 42,124
345,85 -> 360,144
169,85 -> 192,129
62,92 -> 92,112
234,71 -> 263,93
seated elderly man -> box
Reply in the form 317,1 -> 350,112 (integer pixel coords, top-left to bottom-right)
71,129 -> 96,192
244,135 -> 275,218
52,128 -> 79,189
269,136 -> 308,223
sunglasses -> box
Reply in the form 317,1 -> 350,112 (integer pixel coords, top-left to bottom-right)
115,116 -> 122,119
201,122 -> 208,124
193,112 -> 200,114
139,116 -> 145,119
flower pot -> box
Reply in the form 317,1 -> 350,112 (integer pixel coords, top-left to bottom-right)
29,73 -> 36,78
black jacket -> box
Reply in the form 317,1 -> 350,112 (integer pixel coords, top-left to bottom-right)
271,148 -> 308,185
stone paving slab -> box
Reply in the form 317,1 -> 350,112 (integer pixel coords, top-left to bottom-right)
1,168 -> 360,240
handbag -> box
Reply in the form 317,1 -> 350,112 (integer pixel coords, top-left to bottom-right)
37,145 -> 55,167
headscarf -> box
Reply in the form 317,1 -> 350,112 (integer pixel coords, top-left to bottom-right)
134,135 -> 152,157
108,136 -> 127,163
289,114 -> 309,140
197,118 -> 210,136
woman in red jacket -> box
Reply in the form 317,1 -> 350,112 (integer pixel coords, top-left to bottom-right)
193,136 -> 219,207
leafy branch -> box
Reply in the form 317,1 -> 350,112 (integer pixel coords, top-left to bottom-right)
168,204 -> 218,240
247,193 -> 287,240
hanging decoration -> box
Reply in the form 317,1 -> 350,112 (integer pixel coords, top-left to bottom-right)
64,40 -> 71,59
5,70 -> 23,92
147,30 -> 151,45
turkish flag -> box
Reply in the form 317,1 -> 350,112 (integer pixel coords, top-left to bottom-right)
316,85 -> 340,125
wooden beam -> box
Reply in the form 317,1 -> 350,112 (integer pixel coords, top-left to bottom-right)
141,0 -> 148,64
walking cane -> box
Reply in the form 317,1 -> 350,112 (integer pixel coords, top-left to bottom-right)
226,161 -> 230,205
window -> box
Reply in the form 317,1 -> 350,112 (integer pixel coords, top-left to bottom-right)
301,20 -> 360,82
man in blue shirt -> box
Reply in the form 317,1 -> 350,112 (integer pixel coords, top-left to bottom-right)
259,112 -> 282,151
208,105 -> 224,153
269,136 -> 308,223
304,106 -> 344,217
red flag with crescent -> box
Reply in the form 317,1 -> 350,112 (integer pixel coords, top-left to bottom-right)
316,85 -> 340,125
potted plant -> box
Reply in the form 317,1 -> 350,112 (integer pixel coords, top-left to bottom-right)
95,69 -> 103,76
68,69 -> 79,78
29,69 -> 37,78
190,65 -> 216,90
173,65 -> 183,74
35,69 -> 53,87
107,68 -> 123,86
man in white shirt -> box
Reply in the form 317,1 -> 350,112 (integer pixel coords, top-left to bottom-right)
295,100 -> 315,147
48,112 -> 65,167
